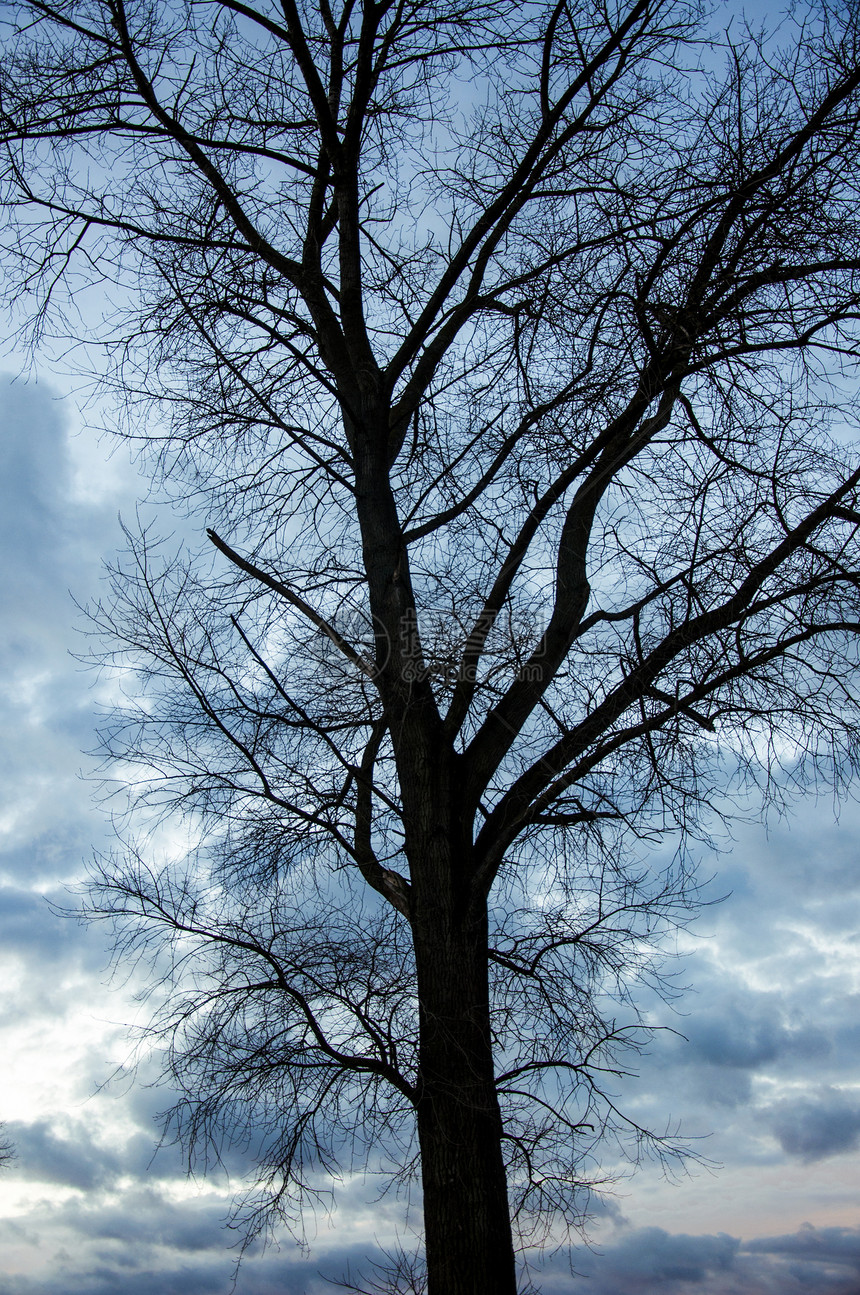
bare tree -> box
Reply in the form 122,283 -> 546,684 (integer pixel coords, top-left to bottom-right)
4,1 -> 860,1291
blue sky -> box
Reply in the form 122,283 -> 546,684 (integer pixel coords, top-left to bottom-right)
0,368 -> 859,1294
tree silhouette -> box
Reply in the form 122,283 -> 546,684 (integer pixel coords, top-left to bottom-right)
3,1 -> 860,1291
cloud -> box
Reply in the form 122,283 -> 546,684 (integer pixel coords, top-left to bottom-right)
745,1221 -> 860,1266
0,888 -> 91,965
3,1120 -> 123,1191
549,1224 -> 860,1294
563,1227 -> 741,1290
0,377 -> 108,668
736,1224 -> 860,1295
2,1222 -> 859,1295
762,1087 -> 860,1162
0,377 -> 130,887
51,1185 -> 232,1252
0,1114 -> 187,1192
0,1185 -> 240,1293
0,1260 -> 239,1295
0,1186 -> 382,1295
677,998 -> 828,1072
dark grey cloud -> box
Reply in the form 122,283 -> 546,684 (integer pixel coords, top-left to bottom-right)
54,1186 -> 231,1252
600,804 -> 860,1181
713,810 -> 860,935
0,1186 -> 241,1294
0,1204 -> 373,1295
0,888 -> 90,964
674,997 -> 829,1072
737,1223 -> 860,1295
0,1115 -> 186,1191
567,1226 -> 741,1289
545,1224 -> 860,1294
684,1011 -> 785,1069
745,1222 -> 860,1266
762,1087 -> 860,1162
3,1119 -> 122,1191
0,1261 -> 239,1295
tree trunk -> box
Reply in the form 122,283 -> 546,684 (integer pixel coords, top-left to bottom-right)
354,420 -> 518,1288
413,886 -> 518,1295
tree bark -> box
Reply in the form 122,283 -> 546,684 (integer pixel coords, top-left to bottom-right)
354,418 -> 517,1291
412,862 -> 518,1295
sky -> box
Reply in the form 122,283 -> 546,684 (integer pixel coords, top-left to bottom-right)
0,366 -> 859,1295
